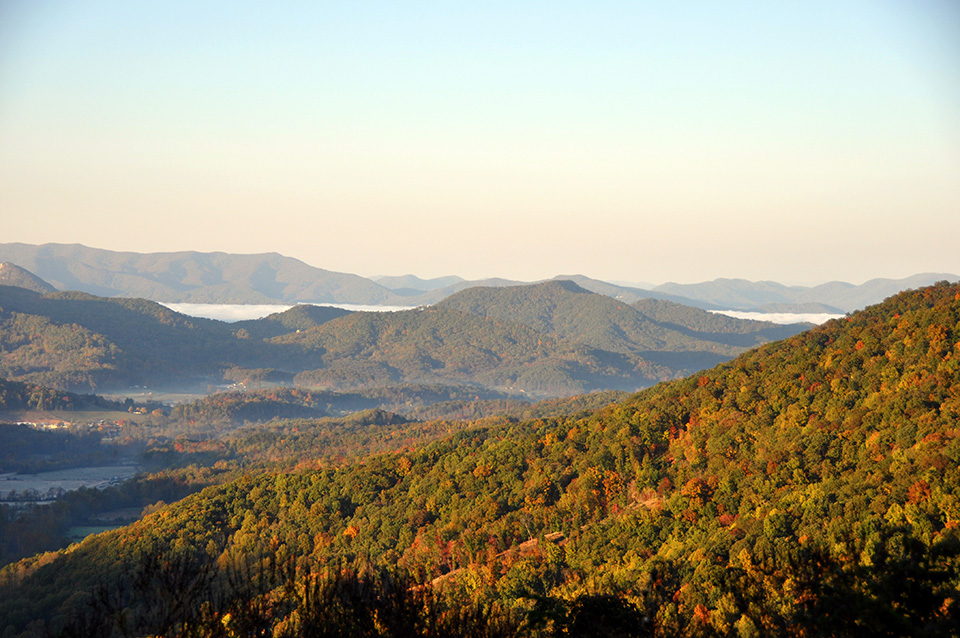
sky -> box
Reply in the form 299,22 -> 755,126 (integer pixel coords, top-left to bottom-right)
1,1 -> 958,285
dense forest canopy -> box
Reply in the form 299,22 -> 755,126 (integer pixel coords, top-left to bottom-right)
1,282 -> 957,636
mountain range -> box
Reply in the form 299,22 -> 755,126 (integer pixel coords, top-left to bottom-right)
0,243 -> 398,305
652,273 -> 960,312
0,279 -> 806,397
2,242 -> 954,312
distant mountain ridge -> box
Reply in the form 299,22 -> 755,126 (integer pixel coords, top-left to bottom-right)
393,277 -> 529,305
0,243 -> 954,312
654,273 -> 960,312
369,274 -> 465,294
0,243 -> 402,305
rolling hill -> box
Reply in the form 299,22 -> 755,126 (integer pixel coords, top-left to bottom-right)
275,303 -> 672,396
0,285 -> 279,390
230,304 -> 354,340
435,280 -> 807,370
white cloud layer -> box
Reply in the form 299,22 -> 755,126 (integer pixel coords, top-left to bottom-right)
161,303 -> 415,323
710,310 -> 844,325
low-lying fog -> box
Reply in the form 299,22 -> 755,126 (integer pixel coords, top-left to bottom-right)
163,303 -> 841,325
711,310 -> 844,325
161,302 -> 417,322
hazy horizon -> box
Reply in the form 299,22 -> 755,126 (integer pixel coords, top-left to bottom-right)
2,2 -> 958,284
6,240 -> 959,289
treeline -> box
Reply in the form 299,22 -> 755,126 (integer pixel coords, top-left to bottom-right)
0,378 -> 122,413
168,385 -> 626,426
225,410 -> 495,470
1,282 -> 958,636
406,391 -> 630,422
169,384 -> 521,424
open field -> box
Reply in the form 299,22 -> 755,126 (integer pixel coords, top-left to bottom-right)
100,390 -> 211,405
89,507 -> 144,523
0,465 -> 139,500
0,409 -> 151,425
65,525 -> 123,542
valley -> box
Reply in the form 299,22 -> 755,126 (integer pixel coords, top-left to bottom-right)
0,465 -> 138,504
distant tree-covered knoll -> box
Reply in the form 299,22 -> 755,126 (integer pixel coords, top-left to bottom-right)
230,304 -> 353,340
437,279 -> 808,356
0,423 -> 108,474
0,377 -> 121,413
274,305 -> 674,396
1,282 -> 958,636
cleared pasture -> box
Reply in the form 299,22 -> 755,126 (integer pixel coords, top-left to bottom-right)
0,465 -> 139,499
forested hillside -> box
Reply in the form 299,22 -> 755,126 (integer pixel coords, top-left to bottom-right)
0,286 -> 276,390
0,283 -> 792,397
275,304 -> 672,395
0,377 -> 120,413
2,282 -> 957,637
0,389 -> 627,571
437,280 -> 805,366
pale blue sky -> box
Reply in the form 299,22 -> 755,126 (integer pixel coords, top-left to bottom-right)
1,1 -> 958,284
